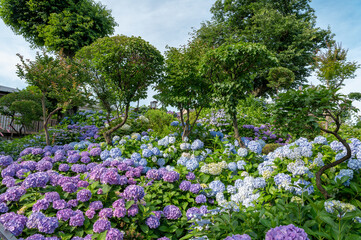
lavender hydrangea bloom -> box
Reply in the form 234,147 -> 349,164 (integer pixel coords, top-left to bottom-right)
77,189 -> 92,202
2,176 -> 15,187
26,234 -> 45,240
62,182 -> 78,193
69,210 -> 85,227
58,164 -> 70,172
71,164 -> 87,173
4,186 -> 26,201
101,169 -> 121,185
38,216 -> 59,234
195,194 -> 207,204
146,215 -> 160,229
67,154 -> 80,164
113,207 -> 127,218
186,207 -> 200,220
99,208 -> 113,218
123,185 -> 145,201
36,160 -> 53,172
190,184 -> 202,194
0,155 -> 13,167
106,228 -> 124,240
146,169 -> 161,180
186,172 -> 196,180
265,224 -> 309,240
93,219 -> 111,233
112,199 -> 125,208
179,180 -> 191,191
53,200 -> 68,210
32,199 -> 50,212
85,209 -> 96,219
157,238 -> 170,240
127,204 -> 139,217
90,147 -> 102,156
0,202 -> 8,213
0,212 -> 27,236
22,172 -> 49,189
162,171 -> 180,182
110,148 -> 122,158
89,201 -> 103,210
163,205 -> 182,220
57,209 -> 75,221
223,234 -> 251,240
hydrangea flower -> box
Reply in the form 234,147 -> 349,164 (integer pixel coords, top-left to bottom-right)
106,228 -> 124,240
163,205 -> 182,220
77,189 -> 92,202
146,215 -> 160,229
93,219 -> 111,233
265,224 -> 309,240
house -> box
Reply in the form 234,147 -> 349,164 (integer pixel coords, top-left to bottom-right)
0,85 -> 17,98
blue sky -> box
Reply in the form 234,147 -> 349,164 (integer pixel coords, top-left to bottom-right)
0,0 -> 360,109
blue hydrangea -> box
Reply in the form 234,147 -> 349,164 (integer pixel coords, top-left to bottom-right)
313,136 -> 328,145
110,148 -> 122,158
237,148 -> 248,157
180,143 -> 191,151
247,141 -> 262,154
141,136 -> 150,141
140,144 -> 148,150
151,147 -> 160,156
209,180 -> 225,194
228,162 -> 237,171
293,179 -> 314,195
191,139 -> 204,151
237,160 -> 246,170
170,121 -> 179,126
131,153 -> 141,161
157,158 -> 165,167
186,159 -> 199,171
334,169 -> 353,186
139,158 -> 148,167
348,159 -> 361,170
142,149 -> 153,158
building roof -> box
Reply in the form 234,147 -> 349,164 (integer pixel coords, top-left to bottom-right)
0,85 -> 17,93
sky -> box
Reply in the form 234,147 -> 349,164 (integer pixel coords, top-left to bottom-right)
0,0 -> 360,110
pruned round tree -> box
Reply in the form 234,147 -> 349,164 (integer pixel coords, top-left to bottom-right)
200,41 -> 278,147
76,35 -> 164,145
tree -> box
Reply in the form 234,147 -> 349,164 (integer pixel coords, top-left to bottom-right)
313,42 -> 360,128
76,35 -> 164,145
200,41 -> 278,147
155,39 -> 211,141
0,0 -> 117,57
271,86 -> 358,199
16,51 -> 88,145
194,0 -> 332,97
0,88 -> 42,135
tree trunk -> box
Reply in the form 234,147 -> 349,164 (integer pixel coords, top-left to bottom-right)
41,94 -> 50,145
231,112 -> 245,148
103,104 -> 130,145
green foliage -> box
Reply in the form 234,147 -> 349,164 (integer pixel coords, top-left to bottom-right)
195,0 -> 332,96
0,0 -> 117,57
0,89 -> 42,129
16,50 -> 89,144
144,109 -> 177,137
76,35 -> 164,144
155,39 -> 211,140
314,42 -> 360,89
271,86 -> 356,139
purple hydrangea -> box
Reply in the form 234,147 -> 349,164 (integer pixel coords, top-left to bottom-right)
99,208 -> 113,218
36,160 -> 53,172
57,209 -> 75,221
113,207 -> 127,218
4,186 -> 26,201
93,219 -> 111,233
179,180 -> 191,191
26,234 -> 45,240
106,228 -> 124,240
223,234 -> 252,240
85,209 -> 96,219
127,204 -> 139,217
53,200 -> 68,210
265,224 -> 309,240
71,164 -> 87,173
58,164 -> 70,172
190,184 -> 202,194
0,212 -> 27,236
101,169 -> 121,185
32,199 -> 50,212
186,172 -> 196,180
162,171 -> 180,182
77,180 -> 90,188
38,216 -> 58,234
163,205 -> 182,220
69,210 -> 85,227
77,189 -> 92,202
68,199 -> 78,208
186,207 -> 201,220
22,172 -> 49,189
90,147 -> 102,156
112,199 -> 125,208
90,201 -> 103,210
0,155 -> 13,167
195,194 -> 207,204
146,215 -> 160,229
0,202 -> 8,213
62,182 -> 78,193
123,185 -> 145,201
2,176 -> 16,187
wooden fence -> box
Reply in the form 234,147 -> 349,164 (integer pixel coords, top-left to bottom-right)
0,114 -> 57,135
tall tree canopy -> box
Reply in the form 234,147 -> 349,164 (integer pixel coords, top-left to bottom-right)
195,0 -> 332,96
0,0 -> 117,57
